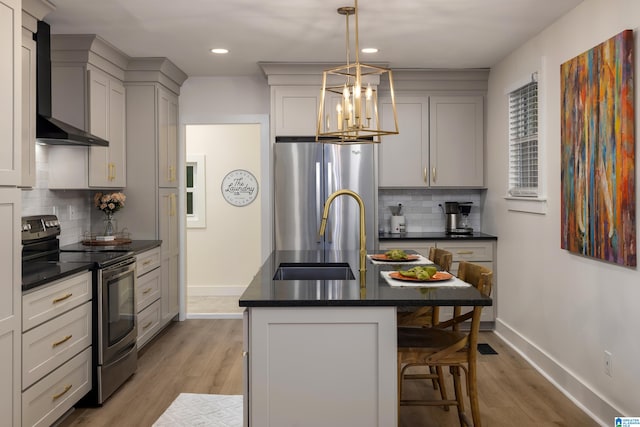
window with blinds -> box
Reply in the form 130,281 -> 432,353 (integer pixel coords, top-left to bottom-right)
508,78 -> 538,197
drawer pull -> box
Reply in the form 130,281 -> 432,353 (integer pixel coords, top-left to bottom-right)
142,321 -> 153,330
143,288 -> 152,295
142,260 -> 152,266
52,384 -> 73,400
456,250 -> 474,255
52,335 -> 73,347
52,293 -> 73,304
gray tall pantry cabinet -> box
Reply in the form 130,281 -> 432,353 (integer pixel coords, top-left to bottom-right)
0,0 -> 22,425
121,59 -> 186,330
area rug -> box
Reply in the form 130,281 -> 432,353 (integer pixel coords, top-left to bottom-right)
153,393 -> 243,427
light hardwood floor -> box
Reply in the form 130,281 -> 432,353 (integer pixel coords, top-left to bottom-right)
187,295 -> 244,314
58,320 -> 597,427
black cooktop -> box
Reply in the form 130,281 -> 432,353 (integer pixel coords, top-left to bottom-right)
22,249 -> 135,291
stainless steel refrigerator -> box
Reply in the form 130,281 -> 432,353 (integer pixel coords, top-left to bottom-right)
274,137 -> 377,252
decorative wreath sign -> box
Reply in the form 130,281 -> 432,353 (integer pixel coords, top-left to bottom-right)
221,169 -> 259,207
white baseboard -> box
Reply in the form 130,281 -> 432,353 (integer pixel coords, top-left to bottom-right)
187,285 -> 246,297
494,318 -> 620,427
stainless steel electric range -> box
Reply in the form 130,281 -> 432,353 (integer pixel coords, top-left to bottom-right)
22,214 -> 138,405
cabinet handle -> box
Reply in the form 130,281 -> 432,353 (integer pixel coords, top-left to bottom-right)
242,351 -> 248,357
142,260 -> 152,266
432,167 -> 436,183
423,167 -> 427,183
52,334 -> 73,347
142,321 -> 153,330
52,384 -> 73,400
169,165 -> 175,182
52,293 -> 73,304
457,250 -> 474,255
143,288 -> 152,294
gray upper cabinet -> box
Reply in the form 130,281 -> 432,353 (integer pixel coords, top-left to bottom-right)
429,95 -> 484,188
379,96 -> 429,187
21,27 -> 36,188
379,94 -> 484,188
273,86 -> 320,137
47,35 -> 128,189
377,70 -> 488,189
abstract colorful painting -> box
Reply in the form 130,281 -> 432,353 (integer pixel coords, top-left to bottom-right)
561,30 -> 635,266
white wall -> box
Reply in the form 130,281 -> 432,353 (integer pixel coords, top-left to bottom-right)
180,76 -> 269,119
180,76 -> 271,296
185,124 -> 262,295
484,0 -> 640,421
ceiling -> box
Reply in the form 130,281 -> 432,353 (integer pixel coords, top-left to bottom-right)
44,0 -> 583,78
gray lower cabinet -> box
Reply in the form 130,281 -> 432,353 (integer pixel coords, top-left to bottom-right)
244,307 -> 398,427
21,271 -> 93,427
135,247 -> 162,349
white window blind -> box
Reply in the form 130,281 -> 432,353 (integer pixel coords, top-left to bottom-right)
508,77 -> 538,197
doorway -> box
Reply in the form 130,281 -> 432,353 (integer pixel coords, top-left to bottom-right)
184,121 -> 269,317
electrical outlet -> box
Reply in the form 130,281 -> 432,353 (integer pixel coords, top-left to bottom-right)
604,351 -> 612,377
68,205 -> 77,221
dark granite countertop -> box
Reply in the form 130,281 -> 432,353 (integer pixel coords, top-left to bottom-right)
22,261 -> 93,292
379,231 -> 497,241
239,250 -> 492,308
23,240 -> 162,292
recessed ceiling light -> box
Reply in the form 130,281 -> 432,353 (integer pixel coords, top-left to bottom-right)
361,48 -> 378,54
210,48 -> 229,54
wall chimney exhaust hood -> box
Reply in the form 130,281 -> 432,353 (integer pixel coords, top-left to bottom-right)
35,21 -> 108,147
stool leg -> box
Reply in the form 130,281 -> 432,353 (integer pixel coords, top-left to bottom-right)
435,366 -> 450,411
468,362 -> 481,427
451,366 -> 466,426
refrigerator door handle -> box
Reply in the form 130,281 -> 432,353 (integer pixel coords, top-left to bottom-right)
326,161 -> 333,242
316,161 -> 322,243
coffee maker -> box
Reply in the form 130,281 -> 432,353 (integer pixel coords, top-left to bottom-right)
442,202 -> 473,234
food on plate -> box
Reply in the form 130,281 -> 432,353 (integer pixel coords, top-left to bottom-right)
384,249 -> 408,260
398,266 -> 438,280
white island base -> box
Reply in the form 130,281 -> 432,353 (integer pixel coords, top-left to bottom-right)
244,306 -> 398,427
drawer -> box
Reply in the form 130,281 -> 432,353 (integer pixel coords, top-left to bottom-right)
137,299 -> 161,350
136,267 -> 161,312
136,247 -> 161,277
436,241 -> 494,262
22,347 -> 92,427
23,271 -> 92,331
22,301 -> 92,389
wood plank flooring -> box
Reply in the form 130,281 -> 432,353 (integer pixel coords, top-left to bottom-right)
58,320 -> 597,427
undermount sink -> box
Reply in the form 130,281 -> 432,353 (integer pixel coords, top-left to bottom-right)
273,263 -> 355,281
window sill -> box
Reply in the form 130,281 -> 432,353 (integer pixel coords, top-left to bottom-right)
504,196 -> 548,214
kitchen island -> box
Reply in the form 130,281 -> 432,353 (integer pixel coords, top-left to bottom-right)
239,250 -> 492,427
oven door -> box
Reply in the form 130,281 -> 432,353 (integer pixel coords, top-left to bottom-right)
99,257 -> 137,365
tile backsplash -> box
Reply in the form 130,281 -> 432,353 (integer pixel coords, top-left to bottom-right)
22,145 -> 94,245
378,188 -> 483,233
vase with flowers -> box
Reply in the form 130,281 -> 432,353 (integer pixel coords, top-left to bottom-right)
94,192 -> 126,237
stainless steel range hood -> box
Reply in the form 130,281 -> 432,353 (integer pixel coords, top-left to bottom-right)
36,21 -> 109,147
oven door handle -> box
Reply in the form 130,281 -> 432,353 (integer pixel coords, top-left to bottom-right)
104,267 -> 135,283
